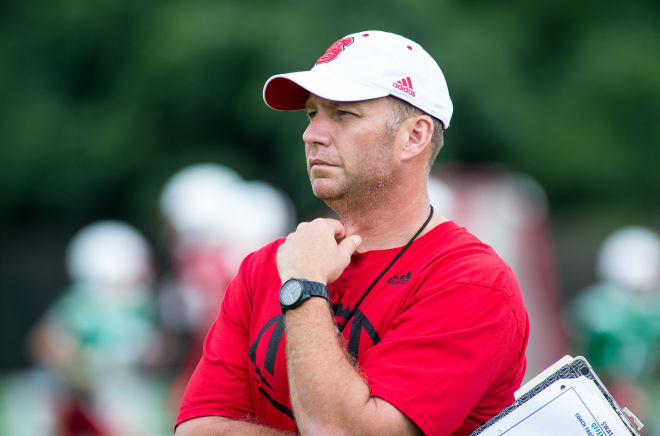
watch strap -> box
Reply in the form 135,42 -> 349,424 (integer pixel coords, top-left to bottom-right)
303,279 -> 330,301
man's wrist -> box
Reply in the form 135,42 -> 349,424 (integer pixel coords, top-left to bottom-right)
280,273 -> 327,286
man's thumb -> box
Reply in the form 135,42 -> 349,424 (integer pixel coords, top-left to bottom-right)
339,235 -> 361,255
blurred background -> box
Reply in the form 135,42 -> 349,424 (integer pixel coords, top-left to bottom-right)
1,0 -> 659,434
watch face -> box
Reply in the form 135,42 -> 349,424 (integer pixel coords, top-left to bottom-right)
280,280 -> 303,307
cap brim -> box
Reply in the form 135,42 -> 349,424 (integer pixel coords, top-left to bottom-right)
263,71 -> 389,111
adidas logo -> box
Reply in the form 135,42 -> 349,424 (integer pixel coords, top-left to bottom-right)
393,76 -> 416,97
387,271 -> 411,285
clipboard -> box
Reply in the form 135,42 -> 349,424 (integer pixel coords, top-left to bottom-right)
470,355 -> 644,435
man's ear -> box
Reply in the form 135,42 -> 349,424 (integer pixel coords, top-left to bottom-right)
399,115 -> 434,162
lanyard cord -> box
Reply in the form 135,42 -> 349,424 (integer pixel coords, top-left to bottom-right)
338,205 -> 434,332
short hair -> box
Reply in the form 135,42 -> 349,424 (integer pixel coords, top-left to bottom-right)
387,96 -> 445,170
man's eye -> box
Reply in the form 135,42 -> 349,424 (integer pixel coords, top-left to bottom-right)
306,111 -> 317,119
336,110 -> 352,117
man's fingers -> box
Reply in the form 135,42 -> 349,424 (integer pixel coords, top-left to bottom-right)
338,235 -> 361,258
329,220 -> 346,240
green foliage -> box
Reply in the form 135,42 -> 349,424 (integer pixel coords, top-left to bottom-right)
2,0 -> 659,229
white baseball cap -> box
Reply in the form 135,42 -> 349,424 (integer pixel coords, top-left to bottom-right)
263,30 -> 453,129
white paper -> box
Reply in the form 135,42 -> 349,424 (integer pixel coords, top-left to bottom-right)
478,377 -> 632,436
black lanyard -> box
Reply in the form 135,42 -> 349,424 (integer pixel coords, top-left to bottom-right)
338,205 -> 434,332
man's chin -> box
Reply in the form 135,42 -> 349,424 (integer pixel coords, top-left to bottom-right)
312,189 -> 343,202
311,180 -> 344,202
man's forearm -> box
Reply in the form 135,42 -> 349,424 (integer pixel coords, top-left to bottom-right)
285,298 -> 378,434
278,219 -> 420,435
175,416 -> 294,436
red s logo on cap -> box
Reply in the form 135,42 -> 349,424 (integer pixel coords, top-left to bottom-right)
316,37 -> 354,64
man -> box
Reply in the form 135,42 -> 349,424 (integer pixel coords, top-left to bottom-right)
175,30 -> 529,435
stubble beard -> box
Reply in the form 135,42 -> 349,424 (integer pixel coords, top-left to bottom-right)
310,137 -> 398,215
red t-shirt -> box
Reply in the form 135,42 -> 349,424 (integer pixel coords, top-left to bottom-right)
176,221 -> 529,435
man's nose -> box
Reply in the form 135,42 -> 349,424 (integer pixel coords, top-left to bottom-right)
302,116 -> 330,147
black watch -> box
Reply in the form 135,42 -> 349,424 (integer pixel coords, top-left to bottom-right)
279,278 -> 330,312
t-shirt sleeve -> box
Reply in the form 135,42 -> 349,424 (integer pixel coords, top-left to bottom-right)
359,281 -> 526,435
175,257 -> 255,429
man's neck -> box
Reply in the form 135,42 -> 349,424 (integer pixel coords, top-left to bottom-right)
333,191 -> 444,252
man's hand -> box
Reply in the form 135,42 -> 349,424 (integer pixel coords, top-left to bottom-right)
277,218 -> 361,284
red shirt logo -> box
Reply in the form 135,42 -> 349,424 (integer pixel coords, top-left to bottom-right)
316,37 -> 354,64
